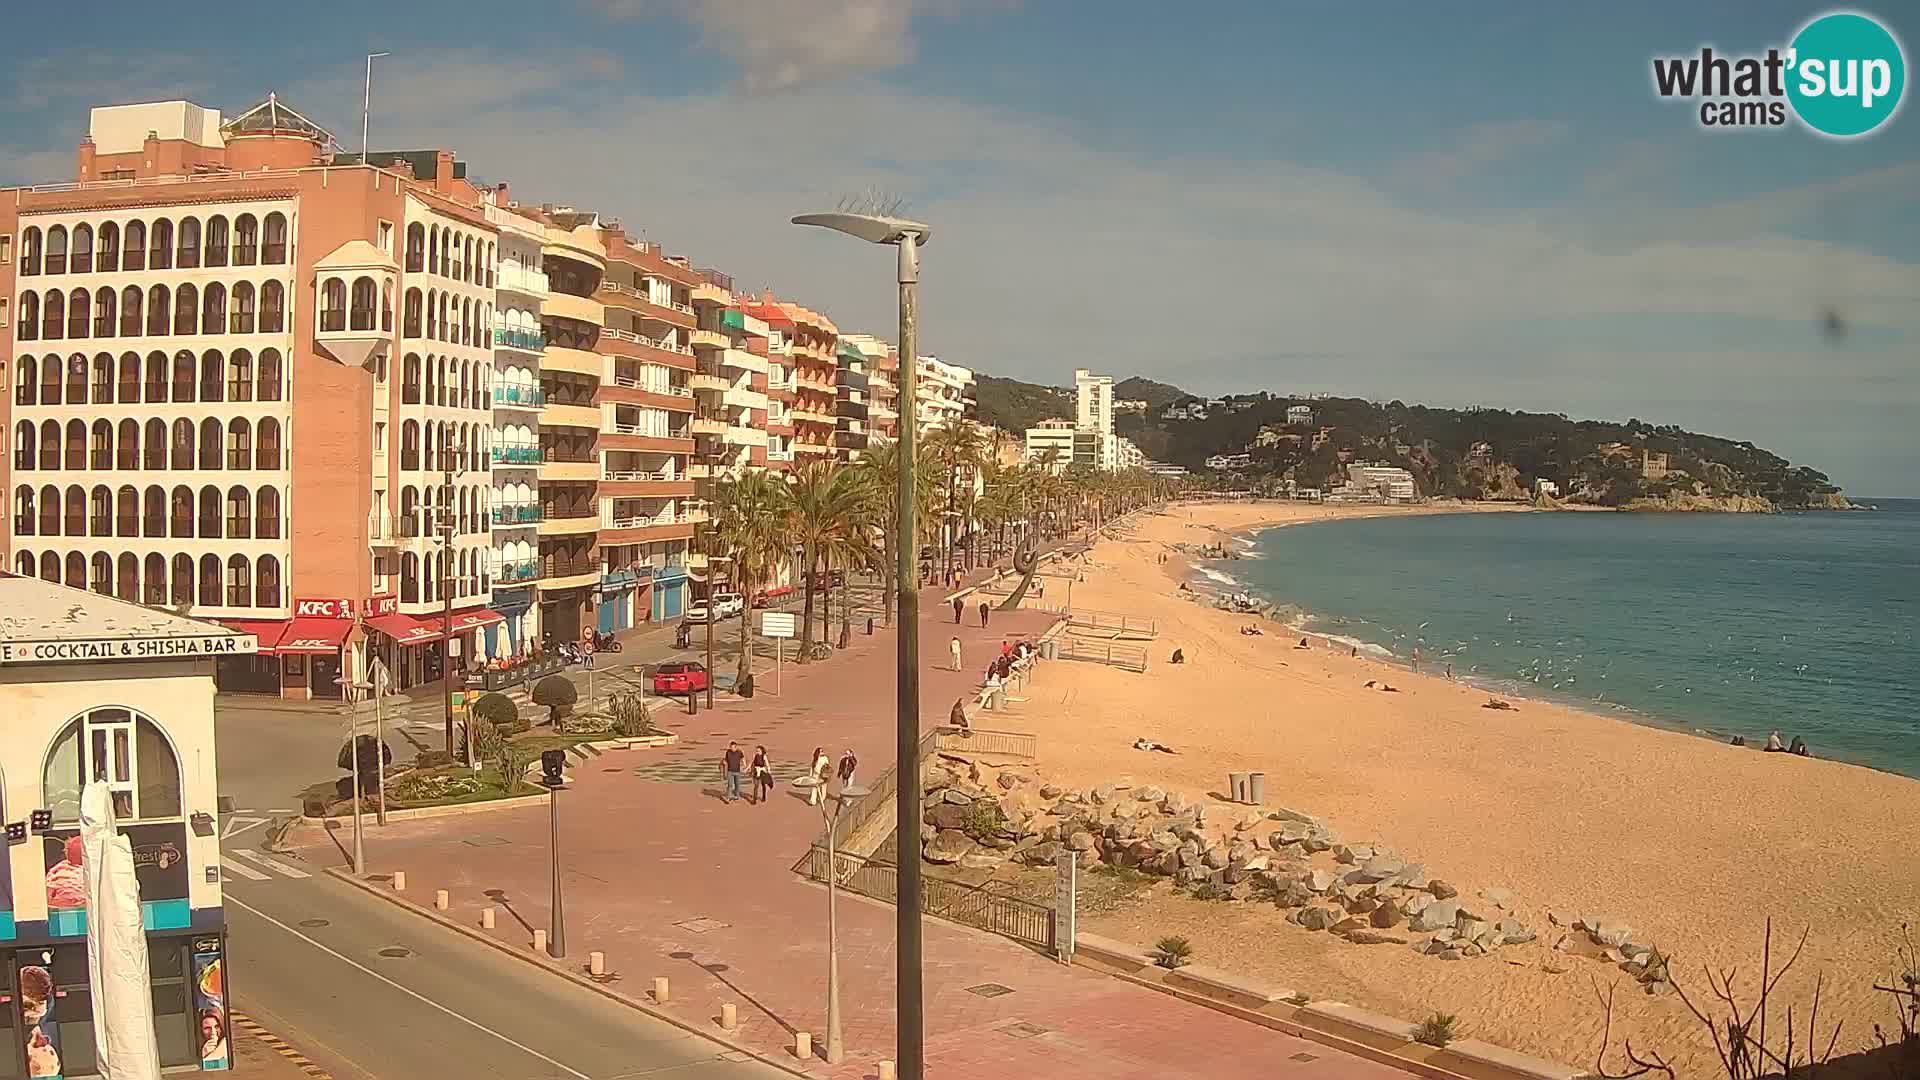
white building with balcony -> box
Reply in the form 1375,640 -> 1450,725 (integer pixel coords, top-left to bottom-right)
483,198 -> 548,652
915,354 -> 973,432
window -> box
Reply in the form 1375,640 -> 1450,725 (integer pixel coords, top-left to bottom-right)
17,292 -> 36,340
121,286 -> 142,336
45,225 -> 68,274
0,233 -> 11,264
174,283 -> 198,335
320,279 -> 347,332
41,709 -> 182,823
262,213 -> 288,264
150,219 -> 173,270
257,487 -> 281,539
204,215 -> 229,267
0,297 -> 9,330
232,282 -> 256,333
350,277 -> 377,331
94,287 -> 116,337
228,350 -> 254,401
21,227 -> 41,275
257,418 -> 282,470
260,281 -> 285,332
123,221 -> 146,271
256,554 -> 282,607
71,224 -> 93,273
405,224 -> 425,273
258,349 -> 284,401
379,221 -> 394,255
177,217 -> 201,269
234,214 -> 258,266
98,221 -> 119,272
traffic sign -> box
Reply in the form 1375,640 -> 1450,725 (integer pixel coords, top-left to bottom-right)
761,611 -> 797,639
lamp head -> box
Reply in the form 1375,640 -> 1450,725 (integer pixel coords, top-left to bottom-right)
791,212 -> 931,247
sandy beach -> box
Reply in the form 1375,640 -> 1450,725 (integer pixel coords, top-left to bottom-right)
1005,500 -> 1918,1076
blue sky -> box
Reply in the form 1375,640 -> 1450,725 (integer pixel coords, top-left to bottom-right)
4,1 -> 1915,495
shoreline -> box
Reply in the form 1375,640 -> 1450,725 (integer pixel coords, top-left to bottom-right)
1177,501 -> 1913,783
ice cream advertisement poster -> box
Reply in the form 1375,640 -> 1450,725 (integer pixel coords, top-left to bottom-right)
18,959 -> 62,1080
41,823 -> 191,935
192,938 -> 229,1071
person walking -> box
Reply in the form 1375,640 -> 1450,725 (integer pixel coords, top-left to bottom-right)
721,741 -> 745,803
836,748 -> 858,789
952,596 -> 964,624
950,635 -> 962,671
979,600 -> 991,627
808,746 -> 831,806
751,745 -> 774,806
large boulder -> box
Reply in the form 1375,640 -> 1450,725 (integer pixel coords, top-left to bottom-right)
1309,868 -> 1338,893
1370,901 -> 1406,928
997,772 -> 1024,791
924,830 -> 973,864
1234,810 -> 1265,832
1149,830 -> 1181,853
1295,906 -> 1340,931
1343,928 -> 1410,946
1068,830 -> 1097,852
927,803 -> 972,831
1203,845 -> 1230,870
1427,879 -> 1460,900
1277,882 -> 1315,908
1039,783 -> 1064,800
1301,830 -> 1334,853
1089,784 -> 1116,805
1135,785 -> 1166,803
1161,791 -> 1191,816
1498,918 -> 1537,946
1411,900 -> 1461,933
940,787 -> 975,805
1334,844 -> 1374,865
959,852 -> 1004,871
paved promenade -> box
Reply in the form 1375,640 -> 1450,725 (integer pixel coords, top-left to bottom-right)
288,594 -> 1400,1079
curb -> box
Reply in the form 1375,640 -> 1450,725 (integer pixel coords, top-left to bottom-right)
1070,935 -> 1583,1080
300,790 -> 549,826
231,1011 -> 334,1080
322,867 -> 823,1080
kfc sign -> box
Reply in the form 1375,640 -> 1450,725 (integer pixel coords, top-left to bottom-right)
294,597 -> 353,619
366,595 -> 398,617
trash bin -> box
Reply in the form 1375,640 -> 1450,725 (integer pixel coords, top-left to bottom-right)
1247,771 -> 1266,805
866,617 -> 875,636
1229,771 -> 1249,803
1040,639 -> 1058,660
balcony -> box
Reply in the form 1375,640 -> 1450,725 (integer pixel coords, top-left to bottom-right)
794,440 -> 833,455
598,327 -> 693,369
598,377 -> 695,412
538,506 -> 600,536
690,328 -> 729,351
600,470 -> 696,498
601,426 -> 693,454
538,455 -> 599,482
491,504 -> 544,526
692,281 -> 730,308
691,415 -> 727,435
542,292 -> 604,327
719,348 -> 767,375
724,385 -> 767,410
538,557 -> 600,591
595,283 -> 696,329
689,371 -> 729,392
542,401 -> 600,429
726,424 -> 769,447
492,385 -> 546,409
790,407 -> 837,426
496,266 -> 550,298
491,445 -> 543,467
494,327 -> 547,352
496,560 -> 543,583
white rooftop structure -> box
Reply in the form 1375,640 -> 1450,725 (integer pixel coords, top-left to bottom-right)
0,575 -> 256,665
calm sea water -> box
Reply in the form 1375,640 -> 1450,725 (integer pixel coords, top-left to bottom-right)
1221,502 -> 1920,778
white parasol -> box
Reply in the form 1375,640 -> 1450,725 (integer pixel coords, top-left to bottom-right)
81,782 -> 162,1080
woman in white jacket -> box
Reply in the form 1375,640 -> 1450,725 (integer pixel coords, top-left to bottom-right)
808,746 -> 830,805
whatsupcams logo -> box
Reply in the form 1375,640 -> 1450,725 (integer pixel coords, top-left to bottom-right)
1651,10 -> 1906,137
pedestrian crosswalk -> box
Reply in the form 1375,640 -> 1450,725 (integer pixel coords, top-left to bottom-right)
220,847 -> 311,882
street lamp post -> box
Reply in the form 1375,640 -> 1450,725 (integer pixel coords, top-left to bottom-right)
792,210 -> 931,1079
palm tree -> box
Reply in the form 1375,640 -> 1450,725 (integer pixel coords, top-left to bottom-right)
924,419 -> 984,576
779,460 -> 862,661
711,470 -> 789,687
849,438 -> 939,624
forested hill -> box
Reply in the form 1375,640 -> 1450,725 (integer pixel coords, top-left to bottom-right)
973,375 -> 1846,510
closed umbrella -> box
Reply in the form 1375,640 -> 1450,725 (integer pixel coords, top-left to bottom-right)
81,782 -> 162,1080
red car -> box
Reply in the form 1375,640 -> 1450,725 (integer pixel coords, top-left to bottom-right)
652,661 -> 709,695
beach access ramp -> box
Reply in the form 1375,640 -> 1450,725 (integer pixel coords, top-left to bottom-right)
1066,608 -> 1159,640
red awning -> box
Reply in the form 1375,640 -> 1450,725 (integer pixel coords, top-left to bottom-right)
275,617 -> 352,655
449,609 -> 505,633
218,619 -> 289,655
366,612 -> 442,645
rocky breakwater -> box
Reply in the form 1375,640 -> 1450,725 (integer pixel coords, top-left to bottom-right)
917,759 -> 1674,990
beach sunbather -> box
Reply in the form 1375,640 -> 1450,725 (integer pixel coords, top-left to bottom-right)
1170,648 -> 1185,664
1789,735 -> 1810,757
1133,737 -> 1178,754
1764,730 -> 1786,752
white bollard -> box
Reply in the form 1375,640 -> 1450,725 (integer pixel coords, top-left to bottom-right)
794,1032 -> 812,1059
532,929 -> 548,952
720,1002 -> 738,1030
878,1062 -> 896,1080
480,907 -> 496,929
434,889 -> 449,911
652,976 -> 670,1003
589,951 -> 606,976
391,870 -> 407,891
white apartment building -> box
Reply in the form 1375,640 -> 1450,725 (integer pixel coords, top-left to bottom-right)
483,198 -> 547,653
1287,404 -> 1314,427
916,354 -> 973,431
1023,418 -> 1075,472
1339,463 -> 1417,501
1075,367 -> 1113,436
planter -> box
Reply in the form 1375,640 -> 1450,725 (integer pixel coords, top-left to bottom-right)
467,655 -> 567,691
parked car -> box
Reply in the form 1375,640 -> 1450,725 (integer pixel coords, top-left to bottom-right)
753,585 -> 795,608
652,661 -> 709,695
711,592 -> 745,619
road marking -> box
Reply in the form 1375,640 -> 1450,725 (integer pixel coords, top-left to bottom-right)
229,848 -> 312,878
219,856 -> 271,881
223,815 -> 270,840
231,1012 -> 336,1080
227,895 -> 593,1080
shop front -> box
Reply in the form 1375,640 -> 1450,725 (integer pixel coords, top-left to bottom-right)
649,565 -> 688,623
539,587 -> 590,646
364,602 -> 505,691
488,587 -> 537,659
1,577 -> 241,1077
212,598 -> 357,701
596,569 -> 647,635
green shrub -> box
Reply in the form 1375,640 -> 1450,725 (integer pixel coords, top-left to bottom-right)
531,676 -> 578,723
1285,992 -> 1311,1007
388,771 -> 483,803
472,692 -> 518,728
1413,1013 -> 1459,1048
472,718 -> 505,762
1152,936 -> 1193,969
961,799 -> 1007,843
495,745 -> 532,796
608,691 -> 655,738
1189,881 -> 1232,902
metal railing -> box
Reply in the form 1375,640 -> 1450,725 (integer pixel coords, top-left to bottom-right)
1055,638 -> 1148,672
603,468 -> 680,482
493,327 -> 547,351
497,560 -> 542,582
491,446 -> 542,464
492,386 -> 546,406
932,728 -> 1038,759
793,847 -> 1055,952
601,327 -> 691,355
490,505 -> 543,524
1066,608 -> 1159,639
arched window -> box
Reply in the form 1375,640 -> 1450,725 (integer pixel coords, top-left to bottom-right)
172,351 -> 196,402
64,485 -> 85,535
15,550 -> 34,575
256,417 -> 281,470
123,221 -> 145,271
258,349 -> 284,401
121,285 -> 142,336
429,226 -> 441,276
71,223 -> 94,273
88,354 -> 111,403
204,215 -> 229,267
171,420 -> 194,471
40,709 -> 185,823
67,289 -> 90,339
144,553 -> 167,604
257,486 -> 281,539
17,292 -> 38,341
116,552 -> 137,600
464,237 -> 475,283
349,276 -> 377,331
147,284 -> 170,335
226,349 -> 253,402
117,352 -> 140,403
20,226 -> 42,275
13,486 -> 34,536
401,552 -> 419,603
40,551 -> 60,583
231,282 -> 256,334
320,278 -> 347,331
95,287 -> 116,338
150,219 -> 174,270
88,484 -> 111,536
202,281 -> 226,332
169,485 -> 194,537
89,418 -> 111,470
38,485 -> 58,535
401,419 -> 420,471
97,222 -> 120,272
167,553 -> 192,606
144,351 -> 167,403
63,355 -> 85,404
115,485 -> 138,537
64,417 -> 85,470
225,554 -> 250,607
226,417 -> 252,470
174,282 -> 199,335
262,212 -> 288,264
12,419 -> 33,472
15,356 -> 36,407
198,487 -> 222,539
177,217 -> 201,269
404,288 -> 423,337
198,418 -> 223,470
89,551 -> 112,595
234,214 -> 258,266
381,279 -> 393,332
256,554 -> 282,608
42,290 -> 64,339
226,487 -> 252,539
143,419 -> 166,471
406,223 -> 425,272
39,420 -> 59,470
200,350 -> 224,403
143,484 -> 165,537
116,419 -> 138,471
45,225 -> 68,275
197,552 -> 220,608
260,280 -> 285,332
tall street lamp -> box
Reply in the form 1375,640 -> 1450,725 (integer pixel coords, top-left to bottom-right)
791,210 -> 930,1079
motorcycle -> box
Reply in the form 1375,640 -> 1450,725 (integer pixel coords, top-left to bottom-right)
555,641 -> 585,666
590,629 -> 622,653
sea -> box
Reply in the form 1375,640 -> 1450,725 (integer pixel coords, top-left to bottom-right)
1210,501 -> 1920,779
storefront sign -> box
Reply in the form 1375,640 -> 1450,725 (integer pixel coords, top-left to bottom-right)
192,937 -> 229,1071
0,635 -> 257,665
293,597 -> 354,619
365,595 -> 398,617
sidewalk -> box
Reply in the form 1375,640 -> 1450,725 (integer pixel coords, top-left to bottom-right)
287,600 -> 1403,1079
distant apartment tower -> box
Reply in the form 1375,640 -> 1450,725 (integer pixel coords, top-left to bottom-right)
1287,403 -> 1313,427
915,354 -> 973,431
1075,367 -> 1113,436
833,338 -> 871,460
841,334 -> 895,443
1024,418 -> 1075,472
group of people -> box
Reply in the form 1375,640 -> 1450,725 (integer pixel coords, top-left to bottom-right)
719,742 -> 860,805
1239,623 -> 1264,636
952,595 -> 994,627
1738,730 -> 1812,757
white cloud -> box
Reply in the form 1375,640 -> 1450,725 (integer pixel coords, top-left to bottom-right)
1393,119 -> 1569,185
